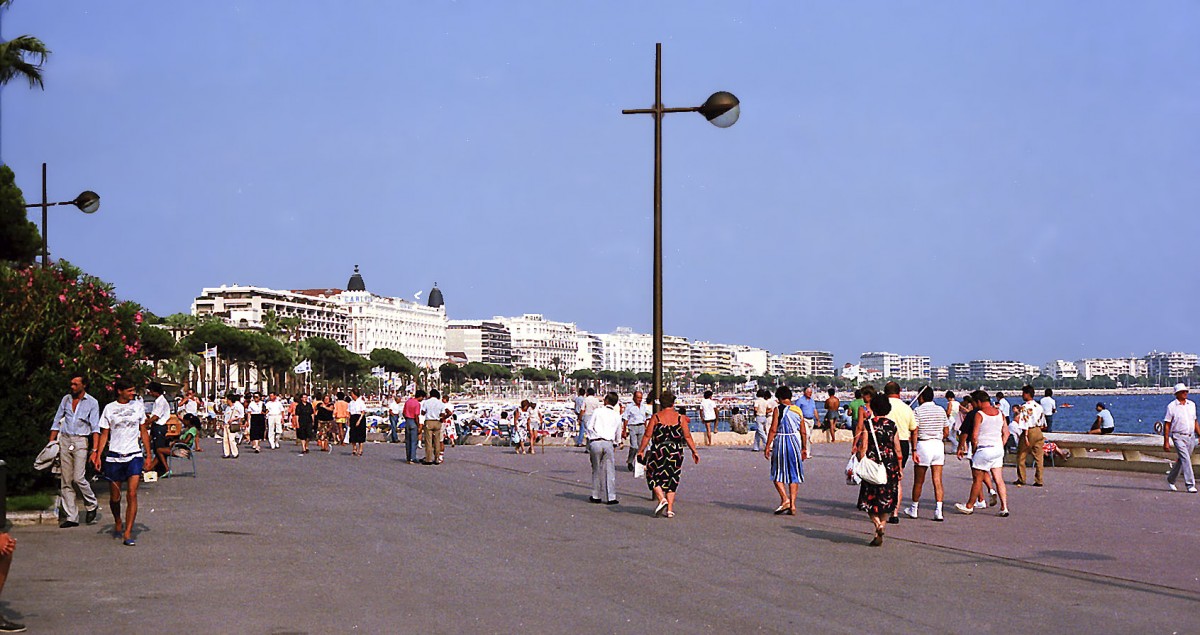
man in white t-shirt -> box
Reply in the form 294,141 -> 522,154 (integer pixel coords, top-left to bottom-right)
1163,384 -> 1199,493
387,394 -> 404,444
265,393 -> 285,449
91,378 -> 154,546
1013,386 -> 1047,487
580,388 -> 602,451
699,390 -> 718,446
222,393 -> 244,459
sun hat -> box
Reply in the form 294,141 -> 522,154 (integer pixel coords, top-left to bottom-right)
1173,383 -> 1188,394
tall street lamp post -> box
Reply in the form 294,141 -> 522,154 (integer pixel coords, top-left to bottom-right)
23,162 -> 101,268
621,43 -> 739,410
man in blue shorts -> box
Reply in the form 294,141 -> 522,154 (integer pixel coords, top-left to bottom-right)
90,378 -> 156,546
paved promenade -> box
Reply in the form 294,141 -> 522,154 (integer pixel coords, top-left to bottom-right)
6,438 -> 1199,634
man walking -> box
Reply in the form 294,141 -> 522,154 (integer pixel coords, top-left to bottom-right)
699,390 -> 718,446
795,386 -> 819,446
905,387 -> 949,521
420,389 -> 447,465
387,393 -> 403,444
586,392 -> 622,505
221,392 -> 243,459
1013,385 -> 1047,487
1163,383 -> 1199,493
403,390 -> 424,464
621,390 -> 650,472
573,388 -> 587,447
48,373 -> 101,528
884,382 -> 916,524
581,388 -> 602,450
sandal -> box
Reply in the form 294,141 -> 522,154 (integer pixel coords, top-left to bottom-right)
653,500 -> 668,517
773,503 -> 790,515
665,511 -> 675,518
123,537 -> 136,547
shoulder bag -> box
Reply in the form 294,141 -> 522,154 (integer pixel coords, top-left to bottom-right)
853,417 -> 888,485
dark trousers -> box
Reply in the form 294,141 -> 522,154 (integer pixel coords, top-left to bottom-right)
389,414 -> 400,443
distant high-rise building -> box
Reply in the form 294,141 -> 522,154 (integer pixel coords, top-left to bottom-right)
493,314 -> 579,371
1042,360 -> 1079,379
1073,358 -> 1144,380
1144,351 -> 1197,380
968,360 -> 1030,382
447,320 -> 512,367
859,352 -> 931,380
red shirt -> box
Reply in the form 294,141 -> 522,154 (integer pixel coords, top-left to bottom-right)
403,398 -> 421,419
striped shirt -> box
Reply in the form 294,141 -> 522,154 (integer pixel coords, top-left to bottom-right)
914,402 -> 949,441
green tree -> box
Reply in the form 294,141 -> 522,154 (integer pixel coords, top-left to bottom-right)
569,368 -> 597,382
0,166 -> 38,264
0,260 -> 149,494
0,7 -> 49,89
370,348 -> 416,376
138,323 -> 178,362
695,373 -> 715,387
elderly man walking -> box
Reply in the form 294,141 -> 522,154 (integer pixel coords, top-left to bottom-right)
622,391 -> 650,472
1164,383 -> 1200,493
49,373 -> 102,528
587,392 -> 623,505
1013,385 -> 1047,487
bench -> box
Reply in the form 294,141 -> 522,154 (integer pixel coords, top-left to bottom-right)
1043,433 -> 1198,474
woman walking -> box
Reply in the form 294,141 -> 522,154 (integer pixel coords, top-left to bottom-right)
247,393 -> 266,453
512,400 -> 531,454
347,388 -> 367,456
764,386 -> 809,515
294,393 -> 314,455
855,393 -> 903,546
955,391 -> 1010,517
332,393 -> 350,446
636,392 -> 700,519
315,393 -> 335,453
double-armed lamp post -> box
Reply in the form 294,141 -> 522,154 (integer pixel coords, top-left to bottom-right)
23,162 -> 100,268
621,43 -> 739,409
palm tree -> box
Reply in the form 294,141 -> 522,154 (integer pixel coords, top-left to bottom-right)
1,1 -> 51,163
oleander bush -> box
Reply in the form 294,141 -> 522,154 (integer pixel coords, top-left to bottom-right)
0,260 -> 150,494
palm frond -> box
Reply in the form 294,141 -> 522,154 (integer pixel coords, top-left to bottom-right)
0,35 -> 50,89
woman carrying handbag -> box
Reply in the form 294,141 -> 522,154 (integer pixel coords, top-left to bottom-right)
853,393 -> 903,546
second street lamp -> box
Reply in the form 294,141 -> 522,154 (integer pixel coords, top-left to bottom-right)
621,43 -> 739,410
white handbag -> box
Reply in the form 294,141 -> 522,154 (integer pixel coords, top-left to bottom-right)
853,418 -> 888,486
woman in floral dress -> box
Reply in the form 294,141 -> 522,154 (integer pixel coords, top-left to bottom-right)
855,393 -> 903,546
636,392 -> 700,518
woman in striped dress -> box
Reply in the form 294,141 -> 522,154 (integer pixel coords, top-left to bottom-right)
764,385 -> 809,515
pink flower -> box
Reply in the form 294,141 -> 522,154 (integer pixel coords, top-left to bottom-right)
58,294 -> 67,302
100,328 -> 109,336
125,345 -> 138,355
134,312 -> 143,325
93,343 -> 101,351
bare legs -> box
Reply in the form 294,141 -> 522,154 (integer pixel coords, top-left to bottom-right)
772,481 -> 799,514
868,512 -> 888,545
109,477 -> 140,541
989,467 -> 1008,512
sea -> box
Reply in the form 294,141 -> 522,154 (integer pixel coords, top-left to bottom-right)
687,393 -> 1173,436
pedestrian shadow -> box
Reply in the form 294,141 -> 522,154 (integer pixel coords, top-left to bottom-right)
1087,483 -> 1165,492
96,522 -> 151,538
1035,550 -> 1116,562
792,498 -> 862,521
554,492 -> 592,503
711,501 -> 776,514
0,601 -> 23,623
786,525 -> 865,545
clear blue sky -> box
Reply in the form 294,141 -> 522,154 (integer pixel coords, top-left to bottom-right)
5,1 -> 1198,367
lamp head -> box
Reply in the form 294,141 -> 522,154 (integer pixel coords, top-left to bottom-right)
699,91 -> 740,128
73,191 -> 100,214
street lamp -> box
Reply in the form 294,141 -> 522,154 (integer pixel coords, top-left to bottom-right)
22,162 -> 100,268
621,43 -> 739,410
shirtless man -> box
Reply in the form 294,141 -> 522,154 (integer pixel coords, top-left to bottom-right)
823,388 -> 840,443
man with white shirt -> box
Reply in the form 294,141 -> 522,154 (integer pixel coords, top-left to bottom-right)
265,393 -> 285,449
586,392 -> 623,505
1040,388 -> 1057,432
1013,385 -> 1047,487
580,388 -> 602,452
145,382 -> 172,476
905,387 -> 949,521
1163,384 -> 1200,493
621,390 -> 650,472
387,394 -> 404,444
996,392 -> 1016,454
49,373 -> 102,528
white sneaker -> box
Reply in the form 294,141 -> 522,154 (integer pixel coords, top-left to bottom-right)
1189,486 -> 1198,494
933,509 -> 944,522
954,503 -> 973,515
974,500 -> 987,509
903,505 -> 918,519
1168,483 -> 1178,492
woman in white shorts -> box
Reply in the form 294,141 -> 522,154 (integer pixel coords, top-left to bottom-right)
956,390 -> 1009,516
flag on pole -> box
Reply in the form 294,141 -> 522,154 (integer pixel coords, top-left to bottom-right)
204,345 -> 218,359
294,359 -> 312,374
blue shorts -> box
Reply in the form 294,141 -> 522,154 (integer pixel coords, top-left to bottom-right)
102,456 -> 145,482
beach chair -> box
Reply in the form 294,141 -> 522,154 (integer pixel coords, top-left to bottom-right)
168,437 -> 198,477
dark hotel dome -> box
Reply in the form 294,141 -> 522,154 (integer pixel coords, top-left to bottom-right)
347,265 -> 366,292
427,283 -> 444,308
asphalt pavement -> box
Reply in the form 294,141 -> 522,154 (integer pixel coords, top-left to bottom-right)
5,436 -> 1199,634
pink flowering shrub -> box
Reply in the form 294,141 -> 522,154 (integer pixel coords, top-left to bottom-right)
0,260 -> 150,494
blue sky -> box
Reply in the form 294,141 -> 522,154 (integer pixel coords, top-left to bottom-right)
4,1 -> 1198,367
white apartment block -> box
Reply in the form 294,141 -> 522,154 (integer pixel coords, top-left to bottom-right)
1144,351 -> 1198,380
192,285 -> 350,346
768,355 -> 786,378
948,363 -> 971,382
1042,360 -> 1079,380
494,314 -> 579,371
859,352 -> 930,380
663,335 -> 692,376
598,328 -> 654,374
732,346 -> 769,376
691,341 -> 735,375
335,288 -> 447,369
968,360 -> 1030,382
575,332 -> 604,373
1072,358 -> 1143,380
932,366 -> 950,382
447,320 -> 513,367
791,351 -> 835,377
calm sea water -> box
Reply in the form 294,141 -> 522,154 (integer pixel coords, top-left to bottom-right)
687,394 -> 1175,436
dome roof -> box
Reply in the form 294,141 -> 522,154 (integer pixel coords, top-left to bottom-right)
347,265 -> 366,292
427,283 -> 444,308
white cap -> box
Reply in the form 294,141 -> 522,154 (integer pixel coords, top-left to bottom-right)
1174,383 -> 1189,394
